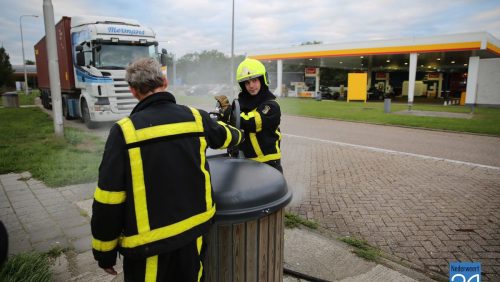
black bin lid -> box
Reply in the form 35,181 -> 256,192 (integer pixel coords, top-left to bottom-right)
208,157 -> 292,223
2,92 -> 18,97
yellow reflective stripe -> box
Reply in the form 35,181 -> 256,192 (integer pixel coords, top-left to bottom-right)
94,187 -> 126,205
189,107 -> 204,132
117,119 -> 150,234
135,122 -> 201,141
199,137 -> 213,210
275,129 -> 282,155
254,111 -> 262,132
198,262 -> 203,282
120,207 -> 216,248
196,236 -> 203,254
250,152 -> 281,163
234,124 -> 243,144
197,236 -> 203,282
217,121 -> 232,148
248,129 -> 281,163
249,133 -> 264,157
240,112 -> 256,120
117,118 -> 138,144
92,238 -> 118,252
129,147 -> 150,234
145,255 -> 158,282
118,108 -> 204,145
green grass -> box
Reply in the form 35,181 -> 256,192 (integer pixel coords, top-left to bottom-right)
278,98 -> 500,136
340,236 -> 381,262
167,94 -> 500,136
0,90 -> 38,106
0,252 -> 52,282
0,107 -> 104,187
284,213 -> 318,229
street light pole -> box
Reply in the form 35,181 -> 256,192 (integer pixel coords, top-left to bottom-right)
230,0 -> 235,98
20,14 -> 38,95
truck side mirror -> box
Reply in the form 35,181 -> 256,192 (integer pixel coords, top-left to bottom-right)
75,46 -> 85,66
160,53 -> 168,67
159,49 -> 168,66
76,52 -> 85,66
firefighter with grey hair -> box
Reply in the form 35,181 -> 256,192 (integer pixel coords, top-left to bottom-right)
91,57 -> 242,281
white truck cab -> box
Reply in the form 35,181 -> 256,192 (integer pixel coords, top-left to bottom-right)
71,16 -> 164,128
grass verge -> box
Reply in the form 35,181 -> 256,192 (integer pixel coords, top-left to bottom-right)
0,252 -> 52,282
171,94 -> 500,136
284,213 -> 318,229
278,98 -> 500,136
340,236 -> 381,262
0,90 -> 39,106
0,107 -> 104,187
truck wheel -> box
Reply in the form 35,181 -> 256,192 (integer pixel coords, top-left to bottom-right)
41,90 -> 51,109
62,96 -> 76,120
81,99 -> 98,129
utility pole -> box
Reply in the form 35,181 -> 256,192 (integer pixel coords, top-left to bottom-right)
43,0 -> 63,135
20,14 -> 38,95
230,0 -> 235,98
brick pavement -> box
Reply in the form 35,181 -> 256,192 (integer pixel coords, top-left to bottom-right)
282,134 -> 500,281
2,128 -> 499,281
0,172 -> 115,281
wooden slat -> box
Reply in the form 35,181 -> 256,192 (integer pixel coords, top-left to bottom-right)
275,209 -> 284,282
267,212 -> 276,281
218,225 -> 232,282
233,223 -> 246,282
205,209 -> 286,282
204,226 -> 217,282
245,219 -> 258,282
258,216 -> 269,281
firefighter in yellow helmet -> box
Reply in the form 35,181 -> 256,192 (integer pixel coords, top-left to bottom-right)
91,58 -> 242,281
236,58 -> 282,172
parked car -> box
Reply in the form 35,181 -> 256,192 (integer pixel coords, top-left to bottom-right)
208,84 -> 236,97
185,84 -> 212,96
367,87 -> 385,100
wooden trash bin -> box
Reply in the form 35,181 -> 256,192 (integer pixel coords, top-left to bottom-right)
205,157 -> 292,282
2,92 -> 20,108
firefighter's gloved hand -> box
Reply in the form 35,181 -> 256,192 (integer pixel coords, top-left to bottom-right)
215,95 -> 232,123
215,95 -> 230,111
227,146 -> 239,158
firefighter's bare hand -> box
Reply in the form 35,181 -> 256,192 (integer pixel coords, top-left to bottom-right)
215,95 -> 230,111
103,267 -> 117,275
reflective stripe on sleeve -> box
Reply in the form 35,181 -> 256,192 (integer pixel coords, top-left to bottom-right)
94,187 -> 126,204
217,121 -> 232,148
92,237 -> 119,252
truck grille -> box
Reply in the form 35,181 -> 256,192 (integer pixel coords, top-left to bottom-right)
112,78 -> 137,112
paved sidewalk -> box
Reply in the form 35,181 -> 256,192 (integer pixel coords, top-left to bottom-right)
0,172 -> 118,281
1,172 -> 427,281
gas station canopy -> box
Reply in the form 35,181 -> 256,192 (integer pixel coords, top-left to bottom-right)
247,32 -> 499,71
246,32 -> 500,106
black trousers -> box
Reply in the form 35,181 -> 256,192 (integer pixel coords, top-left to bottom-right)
124,237 -> 204,282
265,159 -> 283,173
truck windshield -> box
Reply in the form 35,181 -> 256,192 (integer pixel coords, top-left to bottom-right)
95,44 -> 155,69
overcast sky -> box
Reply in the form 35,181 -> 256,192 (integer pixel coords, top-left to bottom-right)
1,0 -> 499,65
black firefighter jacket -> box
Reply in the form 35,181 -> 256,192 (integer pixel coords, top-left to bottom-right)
91,92 -> 242,268
238,88 -> 281,163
